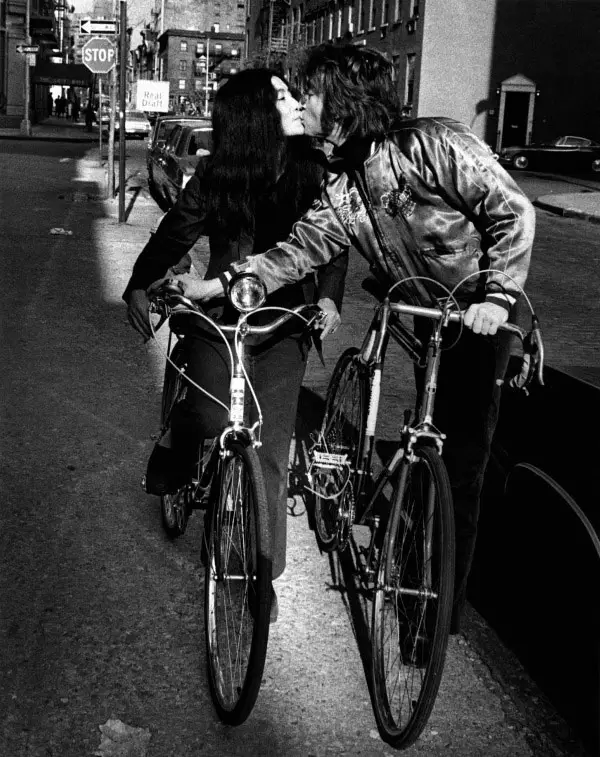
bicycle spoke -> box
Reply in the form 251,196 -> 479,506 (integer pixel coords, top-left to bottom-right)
371,447 -> 454,748
205,442 -> 271,725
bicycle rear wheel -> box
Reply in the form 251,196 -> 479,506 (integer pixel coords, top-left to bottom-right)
312,348 -> 368,552
205,439 -> 272,725
160,341 -> 191,537
371,444 -> 454,749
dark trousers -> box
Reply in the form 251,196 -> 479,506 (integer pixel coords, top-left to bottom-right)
170,331 -> 309,579
414,320 -> 512,629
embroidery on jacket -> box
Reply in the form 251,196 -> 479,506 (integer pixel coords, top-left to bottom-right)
334,187 -> 368,229
381,177 -> 416,218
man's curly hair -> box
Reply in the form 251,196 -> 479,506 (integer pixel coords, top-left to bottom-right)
300,44 -> 401,140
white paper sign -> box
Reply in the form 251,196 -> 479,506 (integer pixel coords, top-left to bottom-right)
134,81 -> 170,112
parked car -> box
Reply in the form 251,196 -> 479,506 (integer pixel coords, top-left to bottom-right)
101,109 -> 151,139
499,135 -> 600,173
146,115 -> 210,201
149,123 -> 213,210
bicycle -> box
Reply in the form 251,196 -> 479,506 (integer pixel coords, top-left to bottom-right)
307,272 -> 545,749
147,274 -> 324,725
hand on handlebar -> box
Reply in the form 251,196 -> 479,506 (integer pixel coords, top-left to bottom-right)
126,288 -> 152,341
314,297 -> 341,340
463,302 -> 508,336
148,272 -> 223,302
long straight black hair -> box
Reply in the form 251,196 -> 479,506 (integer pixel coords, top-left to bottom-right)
201,68 -> 322,238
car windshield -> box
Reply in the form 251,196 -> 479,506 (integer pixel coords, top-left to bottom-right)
126,111 -> 147,119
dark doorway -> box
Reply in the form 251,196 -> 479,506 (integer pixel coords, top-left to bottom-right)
502,91 -> 530,147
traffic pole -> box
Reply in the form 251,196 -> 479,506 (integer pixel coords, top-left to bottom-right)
118,0 -> 127,222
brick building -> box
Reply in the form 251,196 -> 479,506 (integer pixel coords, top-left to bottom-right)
156,28 -> 243,114
246,0 -> 600,149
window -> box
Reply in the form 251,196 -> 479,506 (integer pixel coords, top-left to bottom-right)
180,41 -> 188,52
405,53 -> 416,103
196,42 -> 205,54
336,1 -> 343,37
409,0 -> 419,16
328,10 -> 333,38
311,18 -> 316,43
358,0 -> 365,31
215,43 -> 222,53
179,79 -> 186,90
231,47 -> 239,56
347,3 -> 354,32
369,0 -> 377,29
195,79 -> 203,91
392,53 -> 400,82
382,0 -> 389,25
394,0 -> 401,22
179,60 -> 187,72
194,60 -> 205,75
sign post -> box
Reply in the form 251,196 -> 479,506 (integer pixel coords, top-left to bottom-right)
19,0 -> 32,136
118,0 -> 127,223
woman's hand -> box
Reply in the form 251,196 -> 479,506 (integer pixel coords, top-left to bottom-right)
147,273 -> 224,302
126,288 -> 152,340
315,297 -> 341,340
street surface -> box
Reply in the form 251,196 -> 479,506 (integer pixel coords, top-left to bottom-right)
0,138 -> 596,757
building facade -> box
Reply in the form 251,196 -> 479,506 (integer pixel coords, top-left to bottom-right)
246,0 -> 600,149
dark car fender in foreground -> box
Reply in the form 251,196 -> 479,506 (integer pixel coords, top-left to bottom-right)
471,359 -> 600,754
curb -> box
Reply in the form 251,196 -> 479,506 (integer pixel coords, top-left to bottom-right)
533,198 -> 600,225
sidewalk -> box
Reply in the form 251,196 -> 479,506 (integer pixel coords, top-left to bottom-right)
533,190 -> 600,224
0,114 -> 101,142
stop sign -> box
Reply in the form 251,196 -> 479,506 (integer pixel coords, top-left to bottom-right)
82,37 -> 116,74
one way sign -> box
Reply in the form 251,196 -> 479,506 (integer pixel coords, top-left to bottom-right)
80,18 -> 117,35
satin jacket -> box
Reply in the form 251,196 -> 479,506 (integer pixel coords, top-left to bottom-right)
228,117 -> 535,311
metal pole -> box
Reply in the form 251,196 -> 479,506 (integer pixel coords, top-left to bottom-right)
98,75 -> 103,166
20,0 -> 32,135
118,0 -> 127,222
108,66 -> 117,198
204,36 -> 209,117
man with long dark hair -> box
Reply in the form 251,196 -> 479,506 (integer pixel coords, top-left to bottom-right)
167,45 -> 536,634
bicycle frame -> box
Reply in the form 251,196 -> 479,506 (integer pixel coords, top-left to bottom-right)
348,299 -> 450,584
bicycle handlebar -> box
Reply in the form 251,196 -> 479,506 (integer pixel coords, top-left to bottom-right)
148,280 -> 325,336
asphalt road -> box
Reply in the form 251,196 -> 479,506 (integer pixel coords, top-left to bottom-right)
0,139 -> 596,757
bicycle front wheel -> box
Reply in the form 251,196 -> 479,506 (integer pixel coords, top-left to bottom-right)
371,444 -> 455,749
313,348 -> 368,552
205,440 -> 272,725
160,341 -> 190,538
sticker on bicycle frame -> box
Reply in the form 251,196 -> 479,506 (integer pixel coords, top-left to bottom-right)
312,451 -> 349,469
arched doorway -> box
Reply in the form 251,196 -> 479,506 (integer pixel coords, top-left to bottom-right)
495,73 -> 536,152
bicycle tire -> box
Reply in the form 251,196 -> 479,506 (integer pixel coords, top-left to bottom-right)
371,444 -> 455,749
313,348 -> 368,552
159,342 -> 190,538
205,439 -> 272,725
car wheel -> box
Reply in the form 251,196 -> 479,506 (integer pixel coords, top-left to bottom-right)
512,154 -> 529,170
591,158 -> 600,173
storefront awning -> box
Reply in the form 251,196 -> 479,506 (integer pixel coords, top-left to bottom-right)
33,61 -> 93,87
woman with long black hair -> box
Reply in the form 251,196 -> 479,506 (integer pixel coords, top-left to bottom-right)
124,69 -> 347,619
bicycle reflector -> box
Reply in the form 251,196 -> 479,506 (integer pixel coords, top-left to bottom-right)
228,272 -> 267,313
